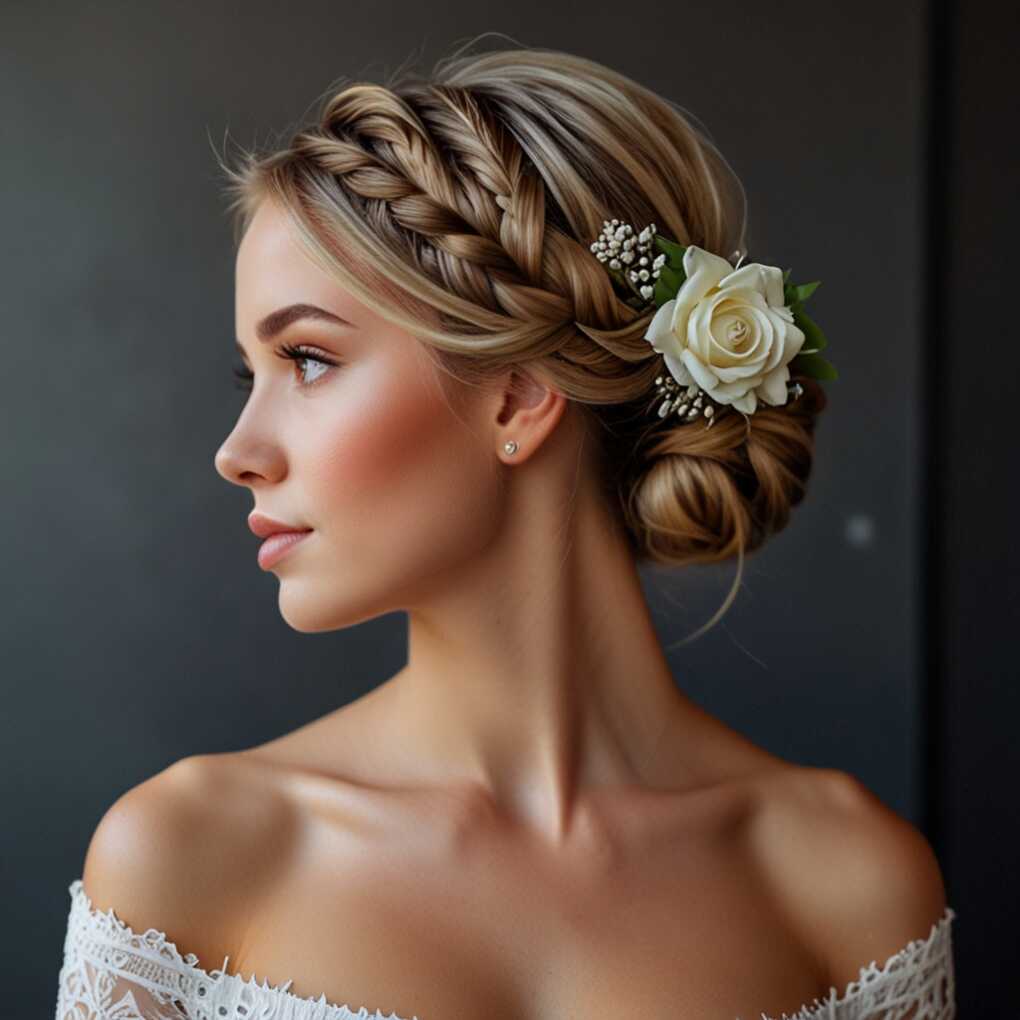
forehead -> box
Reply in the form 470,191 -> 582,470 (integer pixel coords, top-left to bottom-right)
231,201 -> 446,386
237,201 -> 323,289
235,201 -> 369,331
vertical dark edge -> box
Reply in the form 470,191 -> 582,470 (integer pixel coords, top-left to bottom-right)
920,0 -> 953,859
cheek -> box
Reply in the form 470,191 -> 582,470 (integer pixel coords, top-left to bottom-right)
309,400 -> 422,496
300,371 -> 491,540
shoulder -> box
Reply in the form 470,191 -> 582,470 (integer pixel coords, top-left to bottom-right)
748,765 -> 949,992
80,751 -> 298,966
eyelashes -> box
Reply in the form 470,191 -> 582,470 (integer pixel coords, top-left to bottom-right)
232,342 -> 339,392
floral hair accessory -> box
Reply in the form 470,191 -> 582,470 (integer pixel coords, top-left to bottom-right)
589,219 -> 837,428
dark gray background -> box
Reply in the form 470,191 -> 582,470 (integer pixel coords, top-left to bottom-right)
2,1 -> 1015,1016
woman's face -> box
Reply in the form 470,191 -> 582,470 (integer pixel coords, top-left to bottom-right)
215,200 -> 504,631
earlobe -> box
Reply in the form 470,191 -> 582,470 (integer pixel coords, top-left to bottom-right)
494,369 -> 568,464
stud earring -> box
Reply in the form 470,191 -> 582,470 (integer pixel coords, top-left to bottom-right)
503,440 -> 519,455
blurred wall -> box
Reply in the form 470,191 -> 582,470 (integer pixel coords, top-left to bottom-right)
937,0 -> 1019,1006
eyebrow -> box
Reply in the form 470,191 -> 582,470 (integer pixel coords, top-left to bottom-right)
236,302 -> 356,358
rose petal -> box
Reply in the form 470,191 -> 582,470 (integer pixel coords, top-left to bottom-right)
709,310 -> 743,353
760,264 -> 786,309
644,298 -> 679,356
732,389 -> 758,414
717,262 -> 786,310
781,319 -> 806,361
701,373 -> 759,401
672,247 -> 734,347
680,347 -> 722,393
758,314 -> 785,373
717,285 -> 770,314
682,246 -> 736,291
662,351 -> 693,386
757,363 -> 791,405
708,311 -> 770,380
716,262 -> 768,296
687,294 -> 720,362
712,307 -> 762,359
749,307 -> 773,359
762,315 -> 805,375
706,288 -> 771,361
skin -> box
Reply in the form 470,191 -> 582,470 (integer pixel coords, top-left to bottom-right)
80,198 -> 948,1020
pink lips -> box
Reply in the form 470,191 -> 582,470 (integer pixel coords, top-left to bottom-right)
248,512 -> 313,570
256,529 -> 312,569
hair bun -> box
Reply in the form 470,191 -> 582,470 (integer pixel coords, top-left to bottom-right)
622,375 -> 828,566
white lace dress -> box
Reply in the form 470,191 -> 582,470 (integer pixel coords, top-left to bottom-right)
54,877 -> 957,1020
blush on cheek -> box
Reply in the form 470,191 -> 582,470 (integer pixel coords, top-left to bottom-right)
297,369 -> 502,601
307,377 -> 475,534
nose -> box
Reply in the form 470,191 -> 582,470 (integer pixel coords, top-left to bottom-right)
214,439 -> 248,486
214,429 -> 282,488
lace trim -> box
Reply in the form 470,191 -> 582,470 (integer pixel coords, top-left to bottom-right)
57,877 -> 955,1020
757,906 -> 957,1020
57,879 -> 419,1020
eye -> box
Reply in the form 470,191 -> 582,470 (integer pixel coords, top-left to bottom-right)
232,363 -> 254,390
231,343 -> 339,392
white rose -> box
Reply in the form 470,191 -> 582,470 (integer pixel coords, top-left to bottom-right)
644,245 -> 806,414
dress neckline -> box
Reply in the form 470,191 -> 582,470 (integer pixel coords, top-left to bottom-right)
65,877 -> 956,1020
67,878 -> 418,1020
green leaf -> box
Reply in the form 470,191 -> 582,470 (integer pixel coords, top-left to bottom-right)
653,274 -> 676,307
793,308 -> 828,352
653,235 -> 687,269
790,351 -> 839,381
657,263 -> 685,297
794,280 -> 821,303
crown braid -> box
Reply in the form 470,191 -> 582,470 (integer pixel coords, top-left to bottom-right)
277,81 -> 654,385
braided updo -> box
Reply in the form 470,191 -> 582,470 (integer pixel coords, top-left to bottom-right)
218,39 -> 827,634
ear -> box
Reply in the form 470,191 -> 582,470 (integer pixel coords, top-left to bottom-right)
492,368 -> 569,464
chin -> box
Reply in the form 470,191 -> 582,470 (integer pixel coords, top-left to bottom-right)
274,577 -> 394,633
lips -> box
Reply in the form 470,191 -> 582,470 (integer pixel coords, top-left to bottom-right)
248,512 -> 313,539
256,529 -> 312,570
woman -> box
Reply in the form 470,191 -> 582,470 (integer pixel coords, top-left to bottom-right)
54,42 -> 956,1020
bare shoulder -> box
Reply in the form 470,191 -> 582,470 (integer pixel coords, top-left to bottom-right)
747,764 -> 949,993
80,752 -> 298,966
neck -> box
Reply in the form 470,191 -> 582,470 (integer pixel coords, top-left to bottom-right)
382,466 -> 698,844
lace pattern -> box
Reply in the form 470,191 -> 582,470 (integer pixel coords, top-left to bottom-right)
55,880 -> 418,1020
55,877 -> 955,1020
756,907 -> 957,1020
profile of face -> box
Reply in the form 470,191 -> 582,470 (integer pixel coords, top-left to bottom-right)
215,200 -> 514,632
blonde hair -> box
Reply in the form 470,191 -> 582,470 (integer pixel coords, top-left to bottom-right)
215,36 -> 828,643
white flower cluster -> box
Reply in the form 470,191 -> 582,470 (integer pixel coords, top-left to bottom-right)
589,219 -> 666,303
